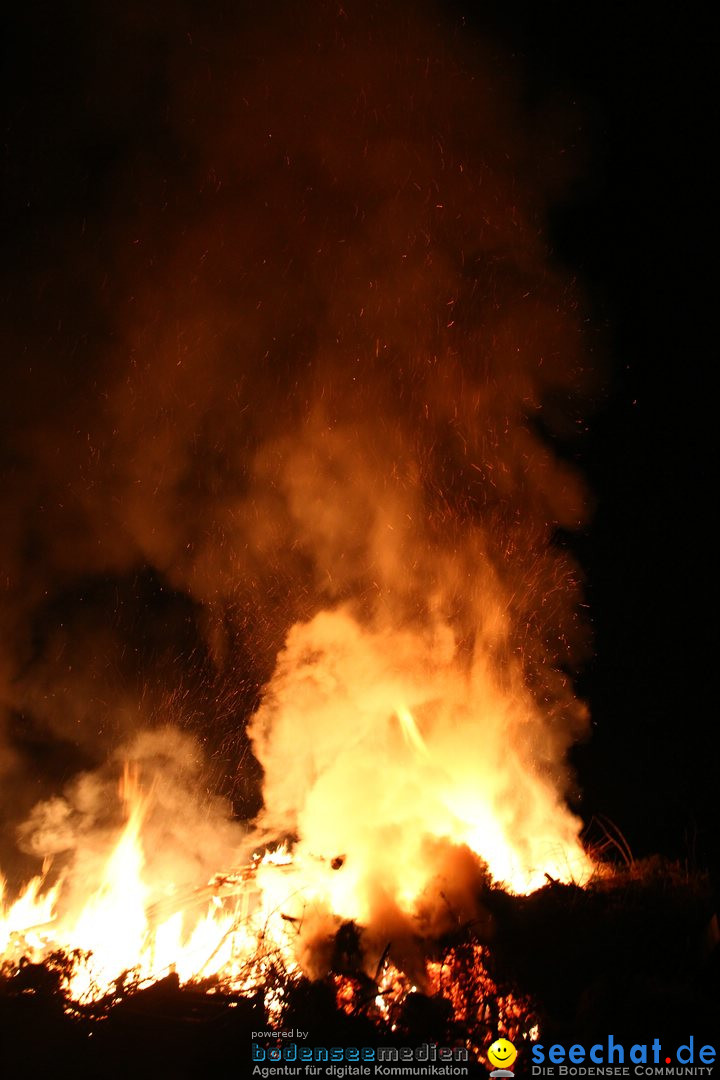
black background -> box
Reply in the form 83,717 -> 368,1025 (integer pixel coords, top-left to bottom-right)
499,2 -> 717,875
1,2 -> 717,880
452,1 -> 718,877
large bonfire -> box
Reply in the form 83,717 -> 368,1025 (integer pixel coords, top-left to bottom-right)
0,0 -> 599,1053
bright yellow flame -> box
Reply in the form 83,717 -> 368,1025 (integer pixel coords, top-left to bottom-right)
0,613 -> 592,1004
0,872 -> 59,955
0,777 -> 303,1004
396,706 -> 431,758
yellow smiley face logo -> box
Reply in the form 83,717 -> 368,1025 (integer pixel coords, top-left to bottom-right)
487,1038 -> 518,1070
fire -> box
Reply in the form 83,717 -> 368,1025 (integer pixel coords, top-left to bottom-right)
0,872 -> 60,957
0,0 -> 599,1038
0,767 -> 301,1005
0,620 -> 592,1008
249,607 -> 591,913
396,706 -> 432,759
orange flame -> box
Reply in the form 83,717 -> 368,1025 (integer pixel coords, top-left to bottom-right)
0,774 -> 301,1006
1,618 -> 591,1005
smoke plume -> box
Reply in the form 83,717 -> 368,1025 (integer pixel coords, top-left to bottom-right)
1,0 -> 593,931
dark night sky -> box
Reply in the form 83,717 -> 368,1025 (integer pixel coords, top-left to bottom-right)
439,0 -> 717,869
1,2 -> 717,878
495,3 -> 718,870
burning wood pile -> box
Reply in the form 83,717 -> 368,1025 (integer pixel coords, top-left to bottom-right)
2,1 -> 718,1075
1,843 -> 716,1076
0,757 -> 550,1008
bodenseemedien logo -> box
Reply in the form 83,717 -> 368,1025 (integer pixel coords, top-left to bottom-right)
530,1036 -> 716,1076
